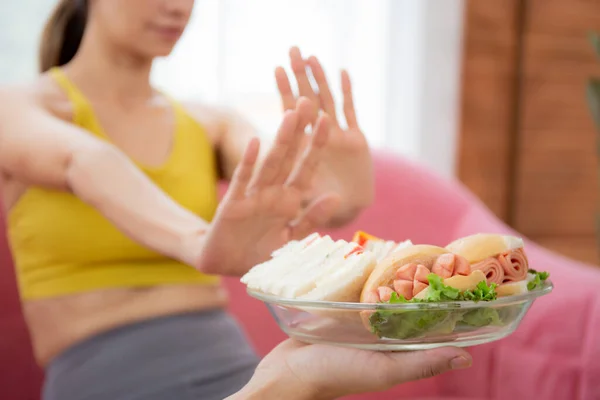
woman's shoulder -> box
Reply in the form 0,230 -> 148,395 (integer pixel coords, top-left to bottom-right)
0,73 -> 73,122
179,100 -> 228,146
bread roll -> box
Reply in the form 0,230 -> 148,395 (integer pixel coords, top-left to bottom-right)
446,233 -> 524,263
360,245 -> 449,302
445,233 -> 529,289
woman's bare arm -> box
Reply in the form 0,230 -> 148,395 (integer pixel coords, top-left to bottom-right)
183,102 -> 258,181
0,88 -> 208,268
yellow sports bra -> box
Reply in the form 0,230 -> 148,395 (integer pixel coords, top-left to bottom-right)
7,68 -> 221,300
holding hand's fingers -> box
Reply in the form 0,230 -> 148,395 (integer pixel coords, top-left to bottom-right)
382,347 -> 472,386
248,340 -> 473,400
307,56 -> 338,122
286,114 -> 330,190
341,69 -> 359,129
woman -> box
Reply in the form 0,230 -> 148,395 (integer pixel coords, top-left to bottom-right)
0,0 -> 471,399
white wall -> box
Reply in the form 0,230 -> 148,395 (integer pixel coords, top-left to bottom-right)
384,0 -> 465,179
0,1 -> 56,84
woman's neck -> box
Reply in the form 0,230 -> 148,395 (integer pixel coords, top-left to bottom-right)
65,28 -> 155,105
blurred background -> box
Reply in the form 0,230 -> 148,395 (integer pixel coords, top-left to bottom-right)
1,0 -> 598,265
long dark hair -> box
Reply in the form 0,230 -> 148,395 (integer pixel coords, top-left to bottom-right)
39,0 -> 88,73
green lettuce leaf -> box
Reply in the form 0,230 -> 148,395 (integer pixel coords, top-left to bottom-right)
421,274 -> 461,301
461,280 -> 498,302
460,308 -> 502,327
369,292 -> 459,339
369,273 -> 501,339
424,274 -> 498,302
527,269 -> 550,291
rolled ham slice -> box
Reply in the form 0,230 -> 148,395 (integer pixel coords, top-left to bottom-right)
446,233 -> 530,287
471,257 -> 505,285
469,248 -> 528,285
498,248 -> 528,283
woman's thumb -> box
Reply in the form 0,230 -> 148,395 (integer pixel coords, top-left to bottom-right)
290,192 -> 341,238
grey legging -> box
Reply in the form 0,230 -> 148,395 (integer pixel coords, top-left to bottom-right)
42,310 -> 260,400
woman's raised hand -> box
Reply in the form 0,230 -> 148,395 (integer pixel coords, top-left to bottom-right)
275,47 -> 374,225
195,98 -> 340,276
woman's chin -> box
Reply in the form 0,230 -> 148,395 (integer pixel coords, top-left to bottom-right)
135,42 -> 179,59
149,45 -> 178,58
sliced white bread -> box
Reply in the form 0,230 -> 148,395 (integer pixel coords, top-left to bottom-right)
241,234 -> 377,302
363,239 -> 414,262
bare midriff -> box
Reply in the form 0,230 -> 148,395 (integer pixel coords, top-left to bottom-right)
23,284 -> 229,367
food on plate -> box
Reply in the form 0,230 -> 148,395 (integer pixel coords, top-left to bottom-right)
351,231 -> 413,262
359,245 -> 502,339
445,233 -> 548,296
351,231 -> 381,247
241,231 -> 551,343
360,245 -> 471,302
241,233 -> 376,302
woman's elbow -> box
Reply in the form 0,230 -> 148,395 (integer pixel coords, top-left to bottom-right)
66,143 -> 125,205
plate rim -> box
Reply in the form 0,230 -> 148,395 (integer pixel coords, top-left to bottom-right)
246,281 -> 553,310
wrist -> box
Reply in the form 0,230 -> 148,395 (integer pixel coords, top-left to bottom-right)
178,228 -> 207,268
230,372 -> 321,400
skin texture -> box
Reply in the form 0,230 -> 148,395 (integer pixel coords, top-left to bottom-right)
228,340 -> 473,400
0,0 -> 469,396
275,48 -> 374,225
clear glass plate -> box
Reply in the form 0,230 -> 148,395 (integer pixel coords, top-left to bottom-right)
247,282 -> 553,351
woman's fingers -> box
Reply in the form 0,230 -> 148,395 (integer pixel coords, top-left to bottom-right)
290,192 -> 341,238
286,113 -> 330,190
289,47 -> 319,105
381,347 -> 472,386
273,98 -> 313,184
225,137 -> 260,201
307,56 -> 338,123
248,111 -> 298,190
275,67 -> 296,111
341,69 -> 359,129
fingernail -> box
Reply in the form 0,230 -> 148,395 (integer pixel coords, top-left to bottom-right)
450,356 -> 472,370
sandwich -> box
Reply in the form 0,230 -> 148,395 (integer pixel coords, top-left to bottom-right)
241,232 -> 550,340
358,245 -> 498,339
241,233 -> 377,302
241,231 -> 413,303
445,233 -> 549,297
360,244 -> 474,303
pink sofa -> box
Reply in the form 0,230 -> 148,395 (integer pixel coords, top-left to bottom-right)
1,151 -> 600,399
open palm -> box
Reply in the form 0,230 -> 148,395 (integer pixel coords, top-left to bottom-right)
247,339 -> 472,399
196,99 -> 340,276
275,47 -> 374,221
